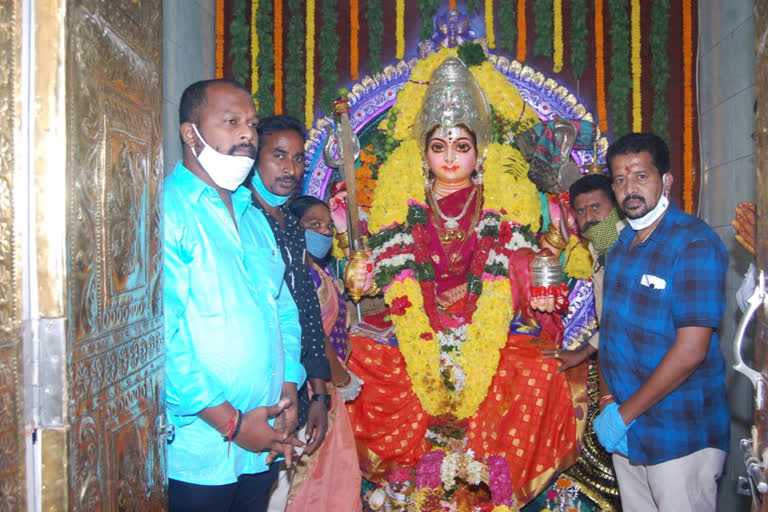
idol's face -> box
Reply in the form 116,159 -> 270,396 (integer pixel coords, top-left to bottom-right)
572,189 -> 614,233
425,126 -> 477,189
610,151 -> 671,219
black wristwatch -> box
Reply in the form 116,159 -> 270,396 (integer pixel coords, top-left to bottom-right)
311,393 -> 332,410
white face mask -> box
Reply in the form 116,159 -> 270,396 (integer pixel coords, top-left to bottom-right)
191,124 -> 254,191
626,174 -> 670,230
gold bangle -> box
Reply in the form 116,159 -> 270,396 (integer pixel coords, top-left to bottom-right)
335,231 -> 350,250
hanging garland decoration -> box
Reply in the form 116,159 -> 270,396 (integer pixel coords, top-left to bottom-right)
497,0 -> 516,56
229,0 -> 250,85
305,0 -> 315,128
650,0 -> 670,140
396,0 -> 405,60
532,0 -> 553,57
250,0 -> 259,99
595,0 -> 608,132
216,0 -> 225,78
682,0 -> 694,212
466,0 -> 480,14
516,0 -> 527,62
318,0 -> 339,116
419,0 -> 439,42
285,0 -> 304,122
553,0 -> 563,72
367,0 -> 384,73
631,0 -> 641,132
449,0 -> 456,9
485,0 -> 495,49
570,0 -> 588,79
351,0 -> 360,80
274,0 -> 284,114
607,0 -> 631,139
255,0 -> 275,116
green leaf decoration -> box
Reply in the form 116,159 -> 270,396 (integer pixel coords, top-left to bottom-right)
229,0 -> 249,85
255,0 -> 275,115
367,0 -> 384,74
319,0 -> 339,115
650,0 -> 670,140
497,0 -> 517,56
419,0 -> 439,41
607,0 -> 631,138
457,42 -> 487,68
570,0 -> 589,79
533,0 -> 553,57
466,0 -> 480,14
285,0 -> 305,124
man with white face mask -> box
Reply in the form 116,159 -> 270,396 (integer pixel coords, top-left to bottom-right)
164,79 -> 305,512
594,133 -> 729,512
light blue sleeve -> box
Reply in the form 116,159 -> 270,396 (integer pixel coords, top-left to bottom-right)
164,216 -> 226,420
277,279 -> 305,386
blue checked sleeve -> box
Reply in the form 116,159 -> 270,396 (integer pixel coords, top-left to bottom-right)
672,238 -> 727,329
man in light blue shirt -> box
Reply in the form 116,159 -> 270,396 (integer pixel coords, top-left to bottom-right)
164,79 -> 305,512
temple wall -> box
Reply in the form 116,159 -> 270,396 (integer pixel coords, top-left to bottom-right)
698,1 -> 756,510
162,0 -> 217,175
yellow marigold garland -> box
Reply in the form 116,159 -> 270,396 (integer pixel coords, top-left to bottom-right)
482,143 -> 541,231
472,61 -> 540,130
368,140 -> 425,233
485,0 -> 495,49
564,236 -> 593,279
631,0 -> 642,132
553,0 -> 563,72
305,0 -> 316,128
250,0 -> 259,98
396,0 -> 405,60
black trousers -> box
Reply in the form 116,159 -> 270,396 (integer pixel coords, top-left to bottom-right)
169,464 -> 279,512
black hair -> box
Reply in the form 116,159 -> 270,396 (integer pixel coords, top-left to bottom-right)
569,173 -> 615,205
288,195 -> 328,220
178,78 -> 250,126
256,115 -> 306,161
606,132 -> 670,176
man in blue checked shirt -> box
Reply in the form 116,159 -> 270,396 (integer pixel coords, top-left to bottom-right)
595,133 -> 728,512
164,79 -> 305,512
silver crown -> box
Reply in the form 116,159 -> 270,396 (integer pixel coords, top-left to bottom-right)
414,57 -> 492,155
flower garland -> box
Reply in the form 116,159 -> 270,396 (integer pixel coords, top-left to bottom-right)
564,236 -> 593,279
553,0 -> 563,72
367,0 -> 384,73
419,0 -> 439,42
608,0 -> 631,138
532,0 -> 553,57
229,0 -> 250,85
449,0 -> 456,9
250,0 -> 259,98
304,0 -> 316,128
516,0 -> 527,62
570,0 -> 588,79
216,0 -> 225,78
318,0 -> 339,115
497,0 -> 517,55
485,0 -> 495,49
285,0 -> 304,122
255,0 -> 274,115
350,0 -> 359,81
595,0 -> 608,132
682,0 -> 694,213
650,0 -> 670,140
396,0 -> 405,60
472,62 -> 540,133
274,0 -> 284,114
631,0 -> 642,132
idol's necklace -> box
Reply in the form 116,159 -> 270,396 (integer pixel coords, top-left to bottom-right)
430,186 -> 478,230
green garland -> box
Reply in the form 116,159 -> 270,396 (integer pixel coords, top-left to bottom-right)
607,0 -> 631,138
255,0 -> 275,115
419,0 -> 439,41
285,0 -> 305,124
318,0 -> 339,115
650,0 -> 670,140
367,0 -> 384,74
570,0 -> 589,78
466,0 -> 480,14
532,0 -> 553,57
497,0 -> 517,56
229,0 -> 249,85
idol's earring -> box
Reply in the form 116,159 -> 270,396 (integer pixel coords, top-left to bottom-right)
473,150 -> 487,185
423,160 -> 432,190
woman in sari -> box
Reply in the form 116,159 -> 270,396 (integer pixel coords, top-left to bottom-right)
337,52 -> 590,510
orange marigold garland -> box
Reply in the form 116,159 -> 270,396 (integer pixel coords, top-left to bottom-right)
351,0 -> 360,80
216,0 -> 225,78
594,0 -> 609,133
274,0 -> 284,114
516,0 -> 527,62
631,0 -> 642,132
682,0 -> 694,213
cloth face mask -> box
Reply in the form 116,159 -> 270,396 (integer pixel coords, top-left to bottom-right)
625,174 -> 669,231
191,124 -> 254,191
305,229 -> 333,259
584,208 -> 621,255
250,167 -> 292,207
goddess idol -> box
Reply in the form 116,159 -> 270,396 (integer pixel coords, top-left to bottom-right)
338,48 -> 593,509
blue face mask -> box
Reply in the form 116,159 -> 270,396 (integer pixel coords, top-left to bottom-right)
305,229 -> 333,259
250,167 -> 292,207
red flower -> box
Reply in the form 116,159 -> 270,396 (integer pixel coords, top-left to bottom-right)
390,295 -> 412,316
500,208 -> 508,215
499,222 -> 513,244
420,332 -> 434,340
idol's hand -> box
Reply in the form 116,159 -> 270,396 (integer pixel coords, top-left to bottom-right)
732,201 -> 756,255
344,252 -> 375,300
328,191 -> 349,234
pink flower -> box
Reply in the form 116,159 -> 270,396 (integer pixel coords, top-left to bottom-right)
416,450 -> 446,489
487,455 -> 514,506
546,488 -> 559,501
